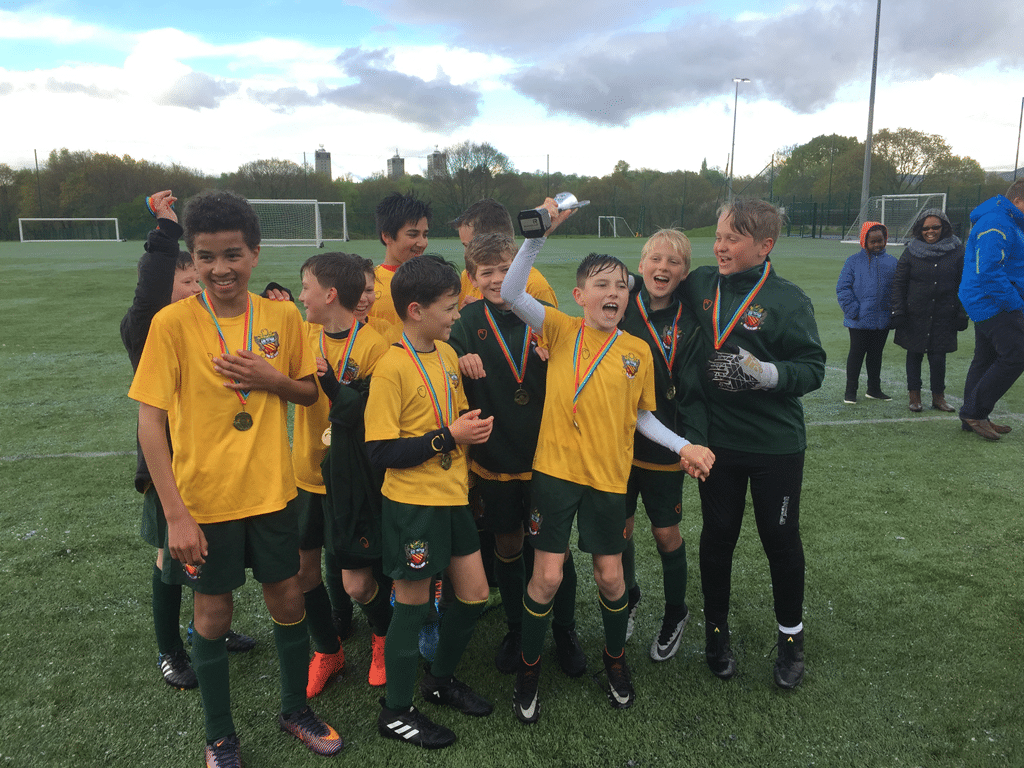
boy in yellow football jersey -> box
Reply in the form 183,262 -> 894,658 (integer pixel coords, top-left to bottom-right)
129,190 -> 344,766
366,192 -> 431,341
365,254 -> 495,749
501,200 -> 714,723
292,252 -> 392,696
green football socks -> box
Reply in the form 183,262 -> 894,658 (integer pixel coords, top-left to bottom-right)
303,583 -> 341,654
191,630 -> 234,741
272,614 -> 309,715
151,564 -> 184,654
385,601 -> 431,710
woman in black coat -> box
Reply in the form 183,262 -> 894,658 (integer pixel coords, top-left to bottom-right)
890,208 -> 968,412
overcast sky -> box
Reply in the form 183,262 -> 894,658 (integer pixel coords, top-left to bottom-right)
2,0 -> 1022,182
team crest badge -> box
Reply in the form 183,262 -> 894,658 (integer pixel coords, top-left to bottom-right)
528,509 -> 542,536
255,329 -> 280,358
621,354 -> 640,379
405,540 -> 429,569
703,299 -> 713,311
448,370 -> 460,389
741,304 -> 766,331
340,360 -> 360,384
660,325 -> 676,347
477,328 -> 488,340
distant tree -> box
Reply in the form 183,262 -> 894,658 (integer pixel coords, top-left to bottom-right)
229,158 -> 306,199
429,141 -> 517,221
872,128 -> 952,193
774,134 -> 861,200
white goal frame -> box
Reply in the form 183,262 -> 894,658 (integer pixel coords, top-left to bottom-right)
19,217 -> 120,243
248,200 -> 348,247
597,215 -> 636,238
843,193 -> 947,244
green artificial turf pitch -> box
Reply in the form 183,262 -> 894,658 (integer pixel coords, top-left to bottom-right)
1,235 -> 1021,767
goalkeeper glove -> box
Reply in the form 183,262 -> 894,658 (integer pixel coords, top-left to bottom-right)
706,344 -> 778,391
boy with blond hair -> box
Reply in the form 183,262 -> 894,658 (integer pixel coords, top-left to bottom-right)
619,228 -> 708,662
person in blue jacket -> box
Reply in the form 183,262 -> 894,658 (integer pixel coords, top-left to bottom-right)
957,179 -> 1024,441
837,221 -> 898,403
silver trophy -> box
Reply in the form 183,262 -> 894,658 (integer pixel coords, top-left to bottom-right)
554,192 -> 590,211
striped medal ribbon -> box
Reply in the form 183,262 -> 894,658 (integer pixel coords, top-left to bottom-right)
198,290 -> 254,431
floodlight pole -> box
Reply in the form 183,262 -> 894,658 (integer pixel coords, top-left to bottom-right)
728,78 -> 750,203
860,0 -> 882,214
1014,96 -> 1023,181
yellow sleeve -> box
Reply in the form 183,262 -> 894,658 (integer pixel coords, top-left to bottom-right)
364,351 -> 403,441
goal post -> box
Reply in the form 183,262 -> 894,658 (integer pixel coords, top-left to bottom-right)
248,200 -> 349,246
317,202 -> 349,242
843,193 -> 947,244
597,216 -> 636,238
19,218 -> 120,242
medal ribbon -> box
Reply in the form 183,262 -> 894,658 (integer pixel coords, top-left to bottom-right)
635,293 -> 681,371
198,290 -> 253,407
572,323 -> 619,417
483,305 -> 530,385
401,334 -> 454,429
712,261 -> 771,350
320,320 -> 359,384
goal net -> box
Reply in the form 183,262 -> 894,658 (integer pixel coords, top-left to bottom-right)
247,200 -> 348,246
19,218 -> 120,242
843,193 -> 947,244
249,199 -> 322,247
597,216 -> 636,238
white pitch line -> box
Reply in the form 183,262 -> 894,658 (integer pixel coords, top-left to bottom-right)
0,450 -> 135,462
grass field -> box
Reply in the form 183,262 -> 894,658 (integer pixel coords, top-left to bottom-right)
1,234 -> 1021,767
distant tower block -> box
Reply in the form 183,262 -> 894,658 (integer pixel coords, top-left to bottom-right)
387,151 -> 405,180
427,148 -> 447,180
314,146 -> 331,178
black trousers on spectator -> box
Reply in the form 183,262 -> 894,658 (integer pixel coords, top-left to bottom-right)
846,328 -> 890,392
960,309 -> 1024,420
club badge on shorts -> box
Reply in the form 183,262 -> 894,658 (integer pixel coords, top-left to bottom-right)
405,540 -> 429,570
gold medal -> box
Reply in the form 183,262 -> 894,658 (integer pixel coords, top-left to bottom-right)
666,385 -> 676,400
233,412 -> 253,431
514,388 -> 530,406
440,452 -> 453,470
321,426 -> 332,446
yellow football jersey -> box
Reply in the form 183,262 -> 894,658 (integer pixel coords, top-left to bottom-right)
367,265 -> 403,343
129,293 -> 317,524
292,321 -> 389,493
533,308 -> 656,494
364,341 -> 470,506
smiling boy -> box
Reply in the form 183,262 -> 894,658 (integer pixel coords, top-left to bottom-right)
501,200 -> 714,723
680,198 -> 825,690
367,192 -> 431,340
619,229 -> 708,662
364,254 -> 496,749
129,190 -> 344,765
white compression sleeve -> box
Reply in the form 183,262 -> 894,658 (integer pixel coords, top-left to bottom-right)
636,410 -> 689,454
501,236 -> 547,329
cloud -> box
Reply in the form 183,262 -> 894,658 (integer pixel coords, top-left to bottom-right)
248,47 -> 481,129
247,85 -> 322,112
345,0 -> 692,55
155,72 -> 240,110
501,0 -> 1024,126
45,78 -> 126,99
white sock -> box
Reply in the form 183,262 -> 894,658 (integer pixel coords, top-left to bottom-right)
779,623 -> 803,635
